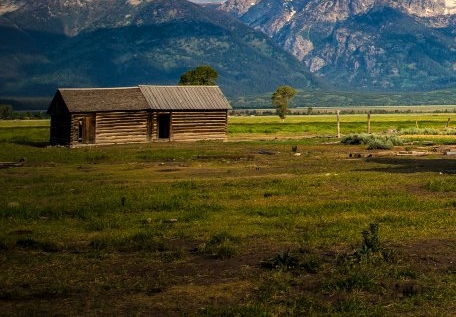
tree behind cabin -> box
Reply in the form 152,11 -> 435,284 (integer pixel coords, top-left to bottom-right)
179,65 -> 218,85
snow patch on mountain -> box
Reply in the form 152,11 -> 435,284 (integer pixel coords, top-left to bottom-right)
0,0 -> 24,15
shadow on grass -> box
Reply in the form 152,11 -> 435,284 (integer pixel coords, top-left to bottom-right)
12,140 -> 50,148
363,157 -> 456,173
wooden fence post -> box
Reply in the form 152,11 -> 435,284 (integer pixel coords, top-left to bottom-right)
367,113 -> 371,134
336,110 -> 341,138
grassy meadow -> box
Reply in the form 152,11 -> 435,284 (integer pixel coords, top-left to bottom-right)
1,114 -> 456,316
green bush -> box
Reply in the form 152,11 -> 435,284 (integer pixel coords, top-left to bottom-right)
199,232 -> 240,259
399,127 -> 456,135
261,250 -> 300,271
341,134 -> 403,150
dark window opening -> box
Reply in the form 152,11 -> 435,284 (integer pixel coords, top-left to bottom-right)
78,119 -> 83,142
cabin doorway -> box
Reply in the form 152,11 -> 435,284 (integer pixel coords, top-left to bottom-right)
158,113 -> 171,139
78,114 -> 96,144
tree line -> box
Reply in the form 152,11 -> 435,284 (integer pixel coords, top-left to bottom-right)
0,105 -> 47,119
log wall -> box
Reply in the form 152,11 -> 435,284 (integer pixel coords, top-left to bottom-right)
150,111 -> 228,142
172,111 -> 227,141
70,111 -> 149,146
95,111 -> 149,145
67,110 -> 227,146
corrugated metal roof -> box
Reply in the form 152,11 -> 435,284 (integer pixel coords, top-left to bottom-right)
139,85 -> 232,111
58,87 -> 149,112
52,85 -> 232,113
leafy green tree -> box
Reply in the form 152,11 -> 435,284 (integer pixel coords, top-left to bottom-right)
0,105 -> 13,119
272,85 -> 297,120
179,65 -> 218,85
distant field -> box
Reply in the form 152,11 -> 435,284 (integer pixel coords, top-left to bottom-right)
0,120 -> 49,128
1,117 -> 456,315
228,113 -> 456,137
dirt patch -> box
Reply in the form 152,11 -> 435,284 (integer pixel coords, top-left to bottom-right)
397,239 -> 456,274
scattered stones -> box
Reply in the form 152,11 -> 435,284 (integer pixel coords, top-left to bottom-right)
397,151 -> 427,156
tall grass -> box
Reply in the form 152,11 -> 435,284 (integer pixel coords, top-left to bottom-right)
2,117 -> 456,315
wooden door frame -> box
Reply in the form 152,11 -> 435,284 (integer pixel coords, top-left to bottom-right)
78,114 -> 96,144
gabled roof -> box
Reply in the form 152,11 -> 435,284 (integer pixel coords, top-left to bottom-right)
139,85 -> 232,111
54,87 -> 149,112
48,85 -> 232,113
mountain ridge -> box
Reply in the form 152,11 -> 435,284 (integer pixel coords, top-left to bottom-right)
2,0 -> 456,110
0,0 -> 315,108
218,0 -> 456,92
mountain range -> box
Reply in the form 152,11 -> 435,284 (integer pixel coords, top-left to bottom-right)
219,0 -> 456,92
0,0 -> 314,109
1,0 -> 456,109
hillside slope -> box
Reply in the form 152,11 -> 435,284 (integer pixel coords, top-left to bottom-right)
219,0 -> 456,92
0,0 -> 315,107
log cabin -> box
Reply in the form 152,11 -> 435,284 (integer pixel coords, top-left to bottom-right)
47,85 -> 232,147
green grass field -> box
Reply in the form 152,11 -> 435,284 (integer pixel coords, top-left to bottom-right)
228,113 -> 456,137
1,115 -> 456,316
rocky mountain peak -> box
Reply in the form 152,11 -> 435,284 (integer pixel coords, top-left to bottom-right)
0,0 -> 212,36
218,0 -> 456,91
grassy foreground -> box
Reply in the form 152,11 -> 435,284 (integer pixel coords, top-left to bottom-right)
1,116 -> 456,316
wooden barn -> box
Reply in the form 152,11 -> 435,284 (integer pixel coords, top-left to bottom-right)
47,85 -> 232,147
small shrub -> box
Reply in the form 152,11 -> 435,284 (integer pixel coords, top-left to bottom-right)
127,231 -> 167,251
341,134 -> 403,150
261,250 -> 300,271
361,223 -> 381,252
300,254 -> 321,274
199,232 -> 239,259
338,223 -> 393,265
399,127 -> 452,135
341,134 -> 370,145
367,138 -> 392,150
354,223 -> 382,262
